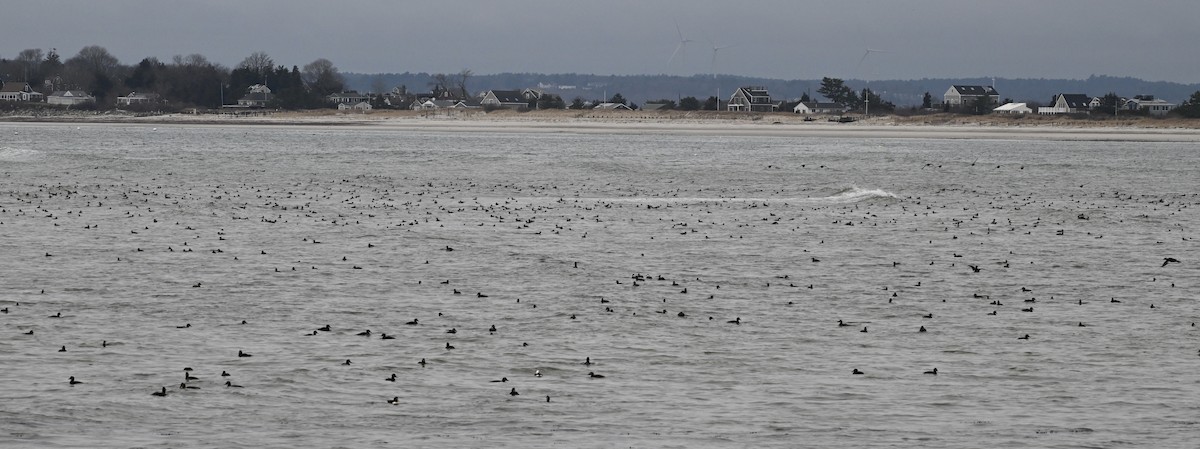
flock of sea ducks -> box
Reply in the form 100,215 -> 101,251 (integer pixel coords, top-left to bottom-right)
1,166 -> 1195,406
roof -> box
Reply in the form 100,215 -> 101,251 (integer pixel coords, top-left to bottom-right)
487,90 -> 525,103
1,83 -> 33,93
993,102 -> 1029,112
951,85 -> 998,96
735,86 -> 770,97
49,90 -> 93,98
1057,94 -> 1092,109
594,102 -> 631,110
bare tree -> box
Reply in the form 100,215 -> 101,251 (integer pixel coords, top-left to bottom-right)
302,58 -> 344,96
429,73 -> 451,98
456,69 -> 472,99
238,51 -> 274,76
68,45 -> 121,77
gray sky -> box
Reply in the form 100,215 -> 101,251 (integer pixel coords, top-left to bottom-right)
6,0 -> 1199,83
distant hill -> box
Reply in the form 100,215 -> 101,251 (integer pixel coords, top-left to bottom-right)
343,72 -> 1200,108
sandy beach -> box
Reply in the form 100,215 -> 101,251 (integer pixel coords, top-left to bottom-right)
4,108 -> 1200,142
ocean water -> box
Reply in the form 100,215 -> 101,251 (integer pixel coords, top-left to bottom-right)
0,123 -> 1197,448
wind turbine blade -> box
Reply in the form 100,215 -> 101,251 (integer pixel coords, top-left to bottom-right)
668,42 -> 684,66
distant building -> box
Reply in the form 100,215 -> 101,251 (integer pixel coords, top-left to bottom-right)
1038,94 -> 1092,115
0,83 -> 45,102
47,90 -> 93,106
943,85 -> 999,106
480,90 -> 529,110
337,101 -> 373,111
993,102 -> 1032,114
116,91 -> 160,106
1125,96 -> 1176,116
237,84 -> 274,108
328,91 -> 369,106
793,101 -> 846,114
641,101 -> 673,111
728,86 -> 776,112
593,102 -> 632,110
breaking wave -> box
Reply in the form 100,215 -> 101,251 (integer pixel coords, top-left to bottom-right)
0,147 -> 43,162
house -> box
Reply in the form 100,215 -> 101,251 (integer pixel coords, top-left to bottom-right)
237,84 -> 274,108
1037,94 -> 1091,115
337,101 -> 373,111
993,102 -> 1032,114
328,91 -> 369,105
1125,96 -> 1176,116
116,91 -> 160,106
794,101 -> 846,114
0,83 -> 45,102
47,90 -> 94,106
593,102 -> 632,110
641,101 -> 673,111
480,90 -> 529,109
727,86 -> 776,112
943,85 -> 999,106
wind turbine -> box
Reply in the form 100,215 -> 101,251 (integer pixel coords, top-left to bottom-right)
856,48 -> 888,115
667,20 -> 695,72
708,37 -> 732,79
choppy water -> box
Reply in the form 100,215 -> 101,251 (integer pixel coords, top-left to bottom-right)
1,123 -> 1197,448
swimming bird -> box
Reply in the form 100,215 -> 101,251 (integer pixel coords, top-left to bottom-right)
152,387 -> 168,397
728,317 -> 741,325
225,381 -> 243,388
59,346 -> 67,352
446,342 -> 455,350
860,327 -> 868,333
1018,334 -> 1030,340
386,373 -> 396,382
838,320 -> 850,327
184,370 -> 198,381
69,376 -> 82,385
489,325 -> 497,332
1162,257 -> 1180,267
534,370 -> 542,378
380,333 -> 395,340
238,350 -> 252,357
405,319 -> 419,325
177,323 -> 191,328
317,325 -> 331,332
221,371 -> 230,377
588,372 -> 605,378
509,388 -> 519,396
919,326 -> 927,333
446,328 -> 457,334
490,377 -> 509,383
924,368 -> 938,375
583,357 -> 592,366
387,396 -> 399,405
180,383 -> 200,390
357,329 -> 372,336
342,359 -> 352,365
49,312 -> 61,318
418,358 -> 426,366
852,369 -> 864,375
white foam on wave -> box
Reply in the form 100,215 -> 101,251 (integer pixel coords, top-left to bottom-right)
514,186 -> 898,205
0,147 -> 44,162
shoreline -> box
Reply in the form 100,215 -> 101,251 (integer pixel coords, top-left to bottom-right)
4,109 -> 1200,141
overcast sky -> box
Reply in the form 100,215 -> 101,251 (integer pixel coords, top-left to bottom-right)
6,1 -> 1199,83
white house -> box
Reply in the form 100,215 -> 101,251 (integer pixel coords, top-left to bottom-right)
116,91 -> 160,106
0,83 -> 45,102
943,85 -> 999,106
728,86 -> 776,112
337,101 -> 372,111
237,84 -> 274,108
993,102 -> 1032,114
1037,94 -> 1091,115
328,91 -> 369,105
794,101 -> 846,114
47,90 -> 94,106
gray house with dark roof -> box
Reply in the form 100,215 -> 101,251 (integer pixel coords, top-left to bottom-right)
480,90 -> 528,109
943,85 -> 999,106
728,86 -> 776,112
1038,93 -> 1092,114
